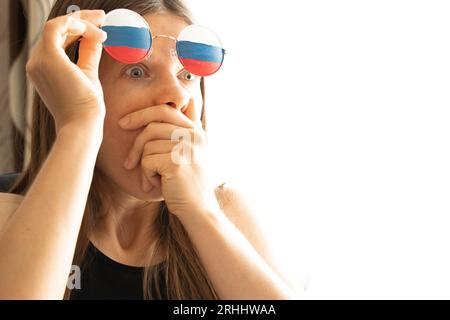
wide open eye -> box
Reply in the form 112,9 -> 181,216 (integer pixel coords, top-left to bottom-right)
179,70 -> 199,82
125,65 -> 146,79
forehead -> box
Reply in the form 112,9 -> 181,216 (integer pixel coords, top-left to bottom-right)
143,12 -> 190,38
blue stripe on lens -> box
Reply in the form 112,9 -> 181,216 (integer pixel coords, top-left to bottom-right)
102,26 -> 151,49
176,41 -> 224,63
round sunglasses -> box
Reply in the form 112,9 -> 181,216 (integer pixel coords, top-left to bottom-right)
101,9 -> 226,77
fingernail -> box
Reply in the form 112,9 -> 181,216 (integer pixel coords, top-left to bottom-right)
123,158 -> 131,169
100,30 -> 107,42
118,116 -> 130,127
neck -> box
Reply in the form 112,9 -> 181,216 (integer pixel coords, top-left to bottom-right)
91,179 -> 164,267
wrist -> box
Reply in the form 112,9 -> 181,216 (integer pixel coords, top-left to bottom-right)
177,194 -> 225,227
56,108 -> 105,134
57,117 -> 104,148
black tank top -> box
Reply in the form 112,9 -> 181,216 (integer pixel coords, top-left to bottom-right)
70,242 -> 167,300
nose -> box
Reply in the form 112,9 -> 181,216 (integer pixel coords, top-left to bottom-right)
154,81 -> 190,113
166,102 -> 176,108
165,100 -> 187,113
148,68 -> 191,113
148,41 -> 190,113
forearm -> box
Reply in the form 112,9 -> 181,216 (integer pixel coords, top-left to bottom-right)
0,121 -> 102,299
178,206 -> 297,300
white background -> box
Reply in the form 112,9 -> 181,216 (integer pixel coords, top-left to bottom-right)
188,0 -> 450,299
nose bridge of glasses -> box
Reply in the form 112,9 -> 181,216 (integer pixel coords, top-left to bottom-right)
152,34 -> 178,42
150,34 -> 180,62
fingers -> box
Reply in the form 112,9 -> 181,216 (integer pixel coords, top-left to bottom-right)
63,10 -> 107,47
140,140 -> 180,192
69,9 -> 106,26
141,153 -> 172,180
64,18 -> 106,48
141,168 -> 162,192
141,170 -> 153,192
44,10 -> 106,51
124,122 -> 188,170
76,23 -> 106,77
118,104 -> 196,131
143,140 -> 180,157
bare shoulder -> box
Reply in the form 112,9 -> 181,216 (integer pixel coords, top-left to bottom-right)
214,184 -> 302,297
214,183 -> 254,224
214,183 -> 271,258
214,183 -> 247,217
0,193 -> 24,229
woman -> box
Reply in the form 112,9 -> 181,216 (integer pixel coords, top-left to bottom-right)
0,0 -> 297,299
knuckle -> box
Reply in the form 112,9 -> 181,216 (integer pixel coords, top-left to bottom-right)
25,59 -> 36,77
43,20 -> 55,32
145,121 -> 159,133
134,141 -> 146,155
64,15 -> 74,25
143,123 -> 153,136
171,162 -> 183,172
44,16 -> 66,33
172,127 -> 190,141
143,123 -> 152,133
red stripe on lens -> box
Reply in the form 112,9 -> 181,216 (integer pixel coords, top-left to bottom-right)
104,46 -> 149,64
179,58 -> 222,77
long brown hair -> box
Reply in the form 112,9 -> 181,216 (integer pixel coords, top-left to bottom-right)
10,0 -> 218,299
